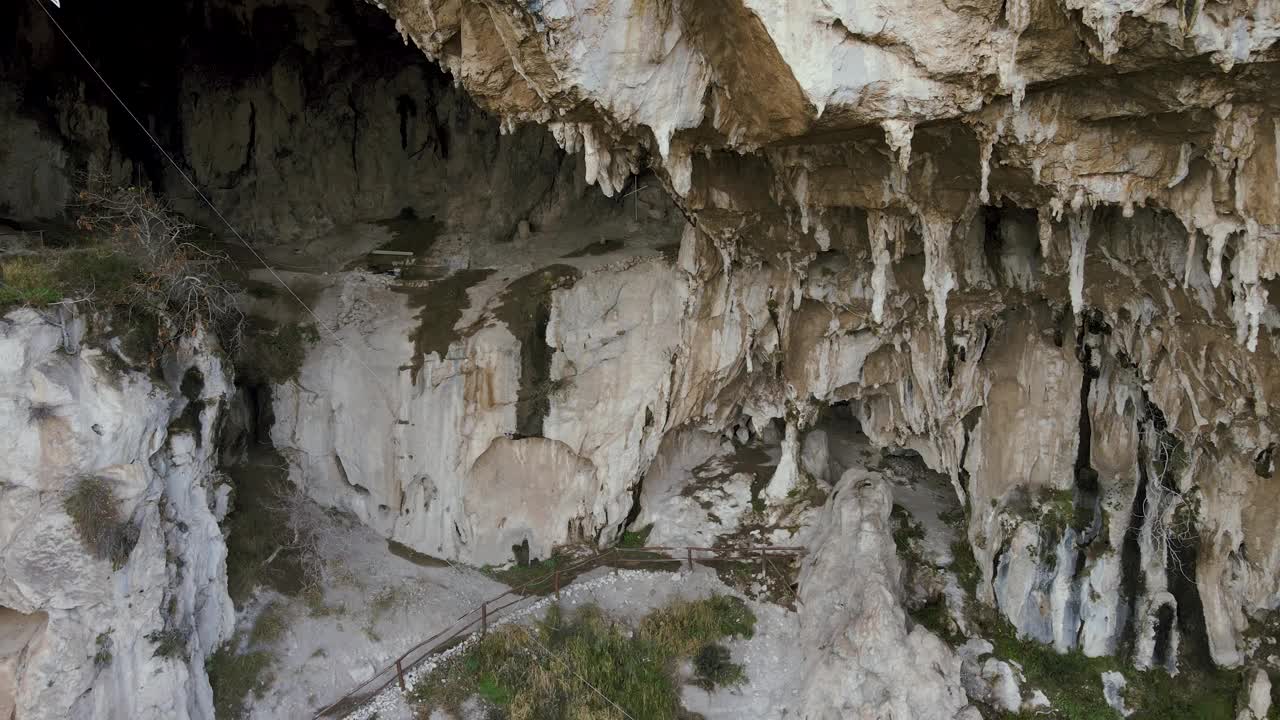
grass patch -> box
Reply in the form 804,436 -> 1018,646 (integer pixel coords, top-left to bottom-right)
249,602 -> 290,646
208,597 -> 295,718
0,255 -> 63,307
63,475 -> 138,569
0,247 -> 138,309
974,609 -> 1240,719
950,536 -> 981,597
207,645 -> 276,720
409,595 -> 754,719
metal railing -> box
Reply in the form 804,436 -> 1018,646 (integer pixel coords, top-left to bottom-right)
312,544 -> 805,718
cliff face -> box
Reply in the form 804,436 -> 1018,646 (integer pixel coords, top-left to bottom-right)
3,0 -> 1280,716
0,311 -> 234,720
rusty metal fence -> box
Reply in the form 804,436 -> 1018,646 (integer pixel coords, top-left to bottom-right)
312,544 -> 805,718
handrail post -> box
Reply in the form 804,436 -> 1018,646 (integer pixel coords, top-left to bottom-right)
686,547 -> 693,571
554,568 -> 561,601
395,658 -> 406,692
760,548 -> 767,577
481,601 -> 488,636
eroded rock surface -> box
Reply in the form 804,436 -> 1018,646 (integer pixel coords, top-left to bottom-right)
4,0 -> 1280,715
0,310 -> 233,720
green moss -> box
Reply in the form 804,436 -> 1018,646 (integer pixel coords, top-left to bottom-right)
409,595 -> 755,719
619,523 -> 654,549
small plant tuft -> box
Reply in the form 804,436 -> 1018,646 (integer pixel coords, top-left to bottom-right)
94,631 -> 113,668
27,402 -> 58,424
145,627 -> 188,659
63,475 -> 138,568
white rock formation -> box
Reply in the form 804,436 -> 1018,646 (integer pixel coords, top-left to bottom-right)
794,468 -> 974,719
1101,670 -> 1134,717
1236,668 -> 1272,720
0,309 -> 234,720
9,0 -> 1280,709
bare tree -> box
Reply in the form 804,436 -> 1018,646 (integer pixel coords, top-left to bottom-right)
262,477 -> 340,592
76,172 -> 244,348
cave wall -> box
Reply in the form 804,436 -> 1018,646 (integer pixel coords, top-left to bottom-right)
1,0 -> 575,243
4,3 -> 1280,715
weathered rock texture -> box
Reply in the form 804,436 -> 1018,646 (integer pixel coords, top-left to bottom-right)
796,468 -> 975,718
351,0 -> 1280,674
5,0 -> 1280,715
0,310 -> 234,720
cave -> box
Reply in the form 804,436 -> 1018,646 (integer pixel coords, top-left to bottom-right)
3,0 -> 1280,719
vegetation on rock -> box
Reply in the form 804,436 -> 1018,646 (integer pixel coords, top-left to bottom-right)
63,475 -> 137,569
409,595 -> 755,719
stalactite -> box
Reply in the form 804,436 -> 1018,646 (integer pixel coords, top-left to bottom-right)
920,214 -> 957,330
1067,206 -> 1092,315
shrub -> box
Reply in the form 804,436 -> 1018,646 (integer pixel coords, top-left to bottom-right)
693,643 -> 745,690
76,177 -> 243,347
63,475 -> 137,568
94,632 -> 113,668
145,627 -> 188,659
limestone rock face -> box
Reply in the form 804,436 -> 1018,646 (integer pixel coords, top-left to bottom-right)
8,0 -> 1280,706
795,468 -> 973,719
359,0 -> 1280,673
0,310 -> 234,720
